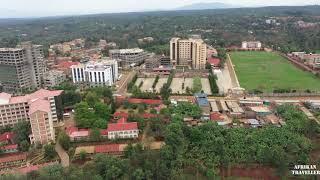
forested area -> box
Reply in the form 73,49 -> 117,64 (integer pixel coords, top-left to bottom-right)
1,104 -> 318,179
1,6 -> 320,54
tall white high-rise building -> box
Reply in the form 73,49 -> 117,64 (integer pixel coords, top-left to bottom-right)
71,58 -> 119,87
170,37 -> 207,69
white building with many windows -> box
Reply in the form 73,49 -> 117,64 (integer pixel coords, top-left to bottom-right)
71,58 -> 118,87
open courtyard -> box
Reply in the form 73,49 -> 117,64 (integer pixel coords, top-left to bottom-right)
230,51 -> 320,92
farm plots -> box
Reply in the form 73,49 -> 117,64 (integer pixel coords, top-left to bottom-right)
170,78 -> 212,95
230,51 -> 320,92
135,78 -> 155,92
135,77 -> 168,93
154,78 -> 168,93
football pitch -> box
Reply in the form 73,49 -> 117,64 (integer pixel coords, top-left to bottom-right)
230,51 -> 320,92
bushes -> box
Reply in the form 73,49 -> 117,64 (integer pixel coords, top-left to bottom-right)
160,71 -> 174,100
208,74 -> 219,94
192,77 -> 202,93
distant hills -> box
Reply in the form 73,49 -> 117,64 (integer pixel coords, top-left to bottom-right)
175,2 -> 239,11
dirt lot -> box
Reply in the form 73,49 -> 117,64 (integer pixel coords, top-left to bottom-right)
201,78 -> 212,95
136,78 -> 155,92
155,78 -> 168,93
170,78 -> 193,94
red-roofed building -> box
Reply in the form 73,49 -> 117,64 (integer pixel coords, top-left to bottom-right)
55,61 -> 80,77
210,113 -> 224,121
106,117 -> 139,139
128,98 -> 162,105
207,57 -> 221,68
66,126 -> 89,141
0,153 -> 27,170
0,132 -> 15,144
95,144 -> 122,154
0,144 -> 18,154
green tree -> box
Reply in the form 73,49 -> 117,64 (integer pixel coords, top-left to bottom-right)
58,132 -> 71,151
79,150 -> 87,161
85,92 -> 99,107
44,144 -> 56,160
90,128 -> 101,142
19,140 -> 30,152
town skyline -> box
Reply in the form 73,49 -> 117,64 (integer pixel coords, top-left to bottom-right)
1,0 -> 319,18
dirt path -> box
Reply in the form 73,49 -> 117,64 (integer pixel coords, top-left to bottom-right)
55,143 -> 69,167
226,54 -> 240,88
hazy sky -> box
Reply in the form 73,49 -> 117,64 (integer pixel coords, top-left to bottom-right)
1,0 -> 319,18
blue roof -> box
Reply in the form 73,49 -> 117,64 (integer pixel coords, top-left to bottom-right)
194,93 -> 209,107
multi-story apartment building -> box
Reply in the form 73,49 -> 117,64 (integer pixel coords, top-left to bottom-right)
0,42 -> 46,94
0,89 -> 63,144
71,58 -> 119,87
109,48 -> 148,68
170,37 -> 207,69
241,41 -> 262,49
43,70 -> 67,88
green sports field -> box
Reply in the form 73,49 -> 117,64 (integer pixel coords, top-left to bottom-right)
230,51 -> 320,92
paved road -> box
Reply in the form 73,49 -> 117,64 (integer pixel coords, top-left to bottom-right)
116,71 -> 136,95
55,143 -> 69,167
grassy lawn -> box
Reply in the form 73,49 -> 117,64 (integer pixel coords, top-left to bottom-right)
230,51 -> 320,92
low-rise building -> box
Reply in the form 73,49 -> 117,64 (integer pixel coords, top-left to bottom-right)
250,106 -> 272,116
106,117 -> 139,139
66,126 -> 89,142
207,57 -> 221,69
195,93 -> 210,117
241,41 -> 262,49
0,153 -> 27,171
44,70 -> 66,88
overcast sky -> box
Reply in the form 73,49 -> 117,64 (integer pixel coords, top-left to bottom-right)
1,0 -> 319,18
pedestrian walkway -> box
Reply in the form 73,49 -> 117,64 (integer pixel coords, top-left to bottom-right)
55,143 -> 69,167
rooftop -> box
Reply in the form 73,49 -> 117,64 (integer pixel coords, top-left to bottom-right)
107,121 -> 138,132
195,93 -> 209,107
28,99 -> 51,115
207,57 -> 221,66
110,48 -> 144,54
250,106 -> 271,113
0,132 -> 15,143
0,153 -> 27,164
128,98 -> 162,105
9,89 -> 63,104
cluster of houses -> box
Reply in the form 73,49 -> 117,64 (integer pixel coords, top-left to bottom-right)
184,93 -> 285,128
289,52 -> 320,70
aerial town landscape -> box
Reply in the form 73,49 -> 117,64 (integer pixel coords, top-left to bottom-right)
0,1 -> 320,179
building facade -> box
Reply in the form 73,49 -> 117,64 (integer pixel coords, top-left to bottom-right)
43,70 -> 67,88
0,89 -> 63,144
0,42 -> 46,94
71,58 -> 119,87
170,37 -> 207,69
109,48 -> 148,68
241,41 -> 262,49
106,117 -> 139,139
